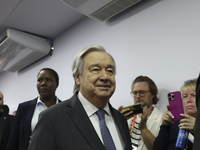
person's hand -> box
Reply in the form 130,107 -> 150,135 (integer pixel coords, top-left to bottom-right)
179,114 -> 196,133
139,106 -> 148,132
118,105 -> 133,120
162,105 -> 174,126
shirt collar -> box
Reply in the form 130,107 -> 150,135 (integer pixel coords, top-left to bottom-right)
78,91 -> 111,117
37,96 -> 59,107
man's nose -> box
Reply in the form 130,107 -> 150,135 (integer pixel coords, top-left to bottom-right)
41,80 -> 47,85
99,70 -> 109,80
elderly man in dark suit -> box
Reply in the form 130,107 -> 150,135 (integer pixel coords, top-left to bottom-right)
28,45 -> 132,150
0,105 -> 14,150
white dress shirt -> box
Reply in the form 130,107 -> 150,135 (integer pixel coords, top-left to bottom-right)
31,96 -> 59,132
78,91 -> 125,150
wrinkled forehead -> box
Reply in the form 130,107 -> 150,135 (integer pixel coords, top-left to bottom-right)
182,90 -> 195,95
83,51 -> 112,60
83,51 -> 116,72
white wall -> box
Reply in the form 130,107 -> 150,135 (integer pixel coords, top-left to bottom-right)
0,0 -> 200,114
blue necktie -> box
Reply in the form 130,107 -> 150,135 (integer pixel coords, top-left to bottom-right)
96,109 -> 116,150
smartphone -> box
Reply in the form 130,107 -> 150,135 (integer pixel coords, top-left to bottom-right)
121,103 -> 143,116
168,91 -> 184,121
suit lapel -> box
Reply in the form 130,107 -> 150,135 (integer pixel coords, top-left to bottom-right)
66,94 -> 106,150
24,97 -> 60,137
109,104 -> 130,150
24,98 -> 37,140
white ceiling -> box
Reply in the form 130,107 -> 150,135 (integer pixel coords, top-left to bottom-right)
0,0 -> 86,39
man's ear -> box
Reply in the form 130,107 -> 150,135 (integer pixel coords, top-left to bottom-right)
75,74 -> 81,85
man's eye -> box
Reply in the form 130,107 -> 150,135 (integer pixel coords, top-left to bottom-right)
133,92 -> 138,95
91,68 -> 100,72
107,70 -> 113,73
106,69 -> 113,75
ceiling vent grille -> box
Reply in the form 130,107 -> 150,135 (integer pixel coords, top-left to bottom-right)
61,0 -> 141,21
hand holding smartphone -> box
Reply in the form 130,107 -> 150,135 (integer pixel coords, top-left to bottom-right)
168,91 -> 184,121
121,103 -> 143,119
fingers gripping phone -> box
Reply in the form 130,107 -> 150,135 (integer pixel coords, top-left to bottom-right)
121,103 -> 143,116
168,91 -> 184,121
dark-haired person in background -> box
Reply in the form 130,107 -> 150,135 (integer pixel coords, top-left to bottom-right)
0,105 -> 14,150
6,68 -> 62,150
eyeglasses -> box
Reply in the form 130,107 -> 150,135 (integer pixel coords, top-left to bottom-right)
130,90 -> 150,97
184,77 -> 198,83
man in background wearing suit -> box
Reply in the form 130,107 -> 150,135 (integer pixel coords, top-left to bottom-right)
28,45 -> 132,150
0,105 -> 14,150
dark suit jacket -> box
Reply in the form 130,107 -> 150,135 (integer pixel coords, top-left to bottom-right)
28,93 -> 132,150
6,97 -> 61,150
193,73 -> 200,150
0,112 -> 14,150
153,121 -> 193,150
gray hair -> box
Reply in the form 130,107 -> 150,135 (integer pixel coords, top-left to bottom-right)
72,45 -> 116,93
